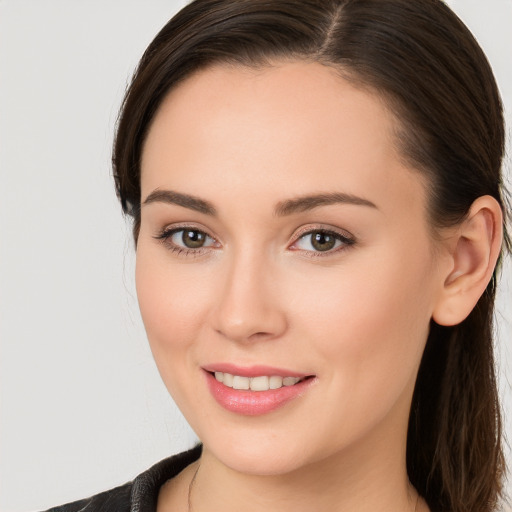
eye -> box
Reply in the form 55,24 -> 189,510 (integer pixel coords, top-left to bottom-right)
154,226 -> 218,254
291,229 -> 355,254
171,229 -> 215,249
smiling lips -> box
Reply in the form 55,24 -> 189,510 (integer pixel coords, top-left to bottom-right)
204,367 -> 315,415
214,372 -> 303,391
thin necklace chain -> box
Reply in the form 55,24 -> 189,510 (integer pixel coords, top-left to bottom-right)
414,491 -> 420,512
187,463 -> 200,512
187,464 -> 421,512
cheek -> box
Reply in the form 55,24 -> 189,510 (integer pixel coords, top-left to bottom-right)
135,248 -> 213,372
135,249 -> 223,426
289,246 -> 434,395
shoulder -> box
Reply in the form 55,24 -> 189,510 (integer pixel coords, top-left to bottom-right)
43,483 -> 132,512
40,445 -> 202,512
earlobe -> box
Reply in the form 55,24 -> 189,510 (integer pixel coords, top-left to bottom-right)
432,195 -> 503,327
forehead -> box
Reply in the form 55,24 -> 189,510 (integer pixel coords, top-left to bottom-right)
143,61 -> 398,161
141,61 -> 427,218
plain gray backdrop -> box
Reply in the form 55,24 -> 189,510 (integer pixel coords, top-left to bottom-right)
0,1 -> 511,511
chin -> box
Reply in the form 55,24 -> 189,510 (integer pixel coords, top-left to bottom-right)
200,428 -> 321,476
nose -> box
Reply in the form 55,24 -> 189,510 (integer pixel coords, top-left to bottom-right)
210,251 -> 288,343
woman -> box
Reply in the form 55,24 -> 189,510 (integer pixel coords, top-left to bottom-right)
45,0 -> 509,511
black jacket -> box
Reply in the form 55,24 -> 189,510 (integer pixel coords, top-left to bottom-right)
43,445 -> 202,512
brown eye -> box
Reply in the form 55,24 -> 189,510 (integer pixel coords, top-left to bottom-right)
154,227 -> 217,252
180,229 -> 208,248
293,229 -> 354,254
310,231 -> 337,251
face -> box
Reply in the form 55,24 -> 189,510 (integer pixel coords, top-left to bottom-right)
137,61 -> 447,476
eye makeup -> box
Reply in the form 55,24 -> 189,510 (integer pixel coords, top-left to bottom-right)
153,221 -> 356,259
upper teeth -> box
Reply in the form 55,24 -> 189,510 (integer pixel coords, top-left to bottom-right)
214,372 -> 302,391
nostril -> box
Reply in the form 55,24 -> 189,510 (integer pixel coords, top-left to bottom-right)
248,331 -> 274,340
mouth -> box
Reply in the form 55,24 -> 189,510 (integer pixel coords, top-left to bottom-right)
203,367 -> 316,415
210,371 -> 310,391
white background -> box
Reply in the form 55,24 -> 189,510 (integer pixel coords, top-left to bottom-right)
0,1 -> 510,511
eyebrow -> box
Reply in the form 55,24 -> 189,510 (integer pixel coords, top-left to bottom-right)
141,189 -> 377,217
274,192 -> 378,216
142,189 -> 217,216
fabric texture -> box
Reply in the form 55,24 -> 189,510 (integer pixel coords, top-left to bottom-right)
42,444 -> 202,512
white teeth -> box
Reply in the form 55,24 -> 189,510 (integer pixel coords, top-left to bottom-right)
250,376 -> 269,391
223,373 -> 234,387
233,376 -> 250,390
283,377 -> 300,386
269,376 -> 283,389
213,372 -> 303,391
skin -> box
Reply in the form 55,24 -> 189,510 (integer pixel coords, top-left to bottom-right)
135,61 -> 480,511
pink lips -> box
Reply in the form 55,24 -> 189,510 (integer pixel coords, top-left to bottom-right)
203,363 -> 309,378
203,364 -> 315,416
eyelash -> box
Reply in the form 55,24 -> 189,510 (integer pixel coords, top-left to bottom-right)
153,225 -> 356,258
289,227 -> 355,257
154,225 -> 218,258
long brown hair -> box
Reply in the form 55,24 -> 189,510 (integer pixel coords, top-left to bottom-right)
112,1 -> 510,510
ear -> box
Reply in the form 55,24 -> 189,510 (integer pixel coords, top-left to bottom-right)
432,195 -> 503,326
